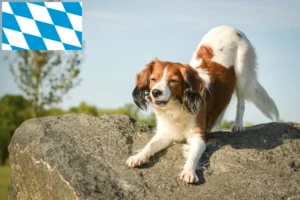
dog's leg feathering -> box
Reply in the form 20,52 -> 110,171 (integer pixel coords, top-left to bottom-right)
180,134 -> 206,183
126,134 -> 172,168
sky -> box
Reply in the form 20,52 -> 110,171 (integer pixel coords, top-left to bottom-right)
0,0 -> 300,124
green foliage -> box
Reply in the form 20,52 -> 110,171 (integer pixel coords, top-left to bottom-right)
0,95 -> 33,165
69,102 -> 98,116
97,108 -> 125,116
219,120 -> 255,129
219,120 -> 234,129
123,104 -> 140,119
97,103 -> 156,126
39,102 -> 156,125
245,122 -> 254,127
0,166 -> 10,200
40,107 -> 66,117
138,112 -> 156,126
9,50 -> 83,117
113,104 -> 156,126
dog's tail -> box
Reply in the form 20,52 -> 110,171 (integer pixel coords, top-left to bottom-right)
245,81 -> 280,121
234,32 -> 280,122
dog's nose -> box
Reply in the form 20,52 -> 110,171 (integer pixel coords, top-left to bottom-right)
152,89 -> 162,98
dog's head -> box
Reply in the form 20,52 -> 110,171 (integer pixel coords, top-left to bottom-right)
132,59 -> 206,114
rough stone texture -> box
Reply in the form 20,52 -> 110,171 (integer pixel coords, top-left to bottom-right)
8,114 -> 300,200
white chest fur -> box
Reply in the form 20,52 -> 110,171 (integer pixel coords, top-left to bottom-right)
153,100 -> 196,141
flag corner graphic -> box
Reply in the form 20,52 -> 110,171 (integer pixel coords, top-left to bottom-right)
1,1 -> 82,51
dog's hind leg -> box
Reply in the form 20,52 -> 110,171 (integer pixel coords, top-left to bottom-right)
231,36 -> 256,132
231,88 -> 245,132
231,32 -> 279,131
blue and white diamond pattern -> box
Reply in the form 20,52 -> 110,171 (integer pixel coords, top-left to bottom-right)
2,2 -> 82,50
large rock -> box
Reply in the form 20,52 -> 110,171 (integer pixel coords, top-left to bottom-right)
8,114 -> 300,200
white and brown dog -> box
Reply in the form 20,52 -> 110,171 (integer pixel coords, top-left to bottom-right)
126,25 -> 279,183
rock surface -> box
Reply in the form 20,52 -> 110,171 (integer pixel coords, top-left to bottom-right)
8,114 -> 300,200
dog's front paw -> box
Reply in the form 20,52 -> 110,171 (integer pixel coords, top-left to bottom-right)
180,169 -> 199,183
126,153 -> 148,168
231,123 -> 244,132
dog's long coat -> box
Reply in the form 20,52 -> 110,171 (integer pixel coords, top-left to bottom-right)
126,25 -> 279,183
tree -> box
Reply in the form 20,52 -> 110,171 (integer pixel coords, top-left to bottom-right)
0,95 -> 33,165
9,50 -> 83,117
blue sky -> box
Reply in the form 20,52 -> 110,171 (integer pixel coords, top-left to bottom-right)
0,0 -> 300,124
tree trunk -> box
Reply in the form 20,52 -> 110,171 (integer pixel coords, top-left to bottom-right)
33,103 -> 39,118
33,96 -> 39,118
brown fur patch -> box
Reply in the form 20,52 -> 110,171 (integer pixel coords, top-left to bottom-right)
164,64 -> 185,102
196,45 -> 214,66
135,61 -> 154,88
148,60 -> 165,89
196,45 -> 236,140
181,66 -> 206,97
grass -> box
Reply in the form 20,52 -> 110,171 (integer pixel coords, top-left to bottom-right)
0,165 -> 10,200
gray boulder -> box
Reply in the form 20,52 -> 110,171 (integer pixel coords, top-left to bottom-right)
8,114 -> 300,200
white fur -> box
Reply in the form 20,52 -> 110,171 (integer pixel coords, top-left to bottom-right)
189,57 -> 202,69
126,99 -> 206,183
196,68 -> 211,90
180,135 -> 206,183
150,67 -> 171,102
127,25 -> 280,183
189,25 -> 279,131
154,100 -> 196,142
190,25 -> 241,69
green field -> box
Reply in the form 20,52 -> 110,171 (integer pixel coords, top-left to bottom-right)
0,166 -> 10,200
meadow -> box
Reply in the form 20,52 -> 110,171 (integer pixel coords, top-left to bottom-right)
0,165 -> 10,200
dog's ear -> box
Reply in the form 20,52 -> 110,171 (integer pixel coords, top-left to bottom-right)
132,60 -> 155,110
181,65 -> 206,115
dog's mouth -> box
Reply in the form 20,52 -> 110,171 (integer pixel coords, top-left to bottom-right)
145,91 -> 170,107
154,100 -> 169,106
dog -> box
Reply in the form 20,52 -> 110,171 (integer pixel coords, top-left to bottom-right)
126,25 -> 279,183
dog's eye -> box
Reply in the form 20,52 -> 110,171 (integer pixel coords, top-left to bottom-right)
170,79 -> 178,83
150,78 -> 156,82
